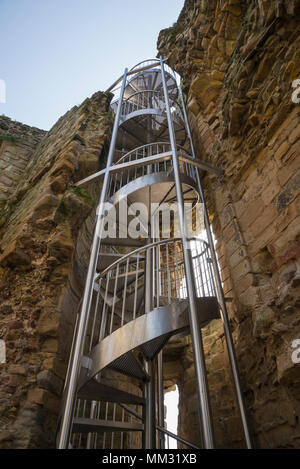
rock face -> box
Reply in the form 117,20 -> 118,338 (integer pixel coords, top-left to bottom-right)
0,116 -> 46,207
158,0 -> 300,449
0,92 -> 112,448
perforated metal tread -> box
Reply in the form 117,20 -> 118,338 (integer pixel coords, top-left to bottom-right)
110,351 -> 149,381
139,332 -> 173,360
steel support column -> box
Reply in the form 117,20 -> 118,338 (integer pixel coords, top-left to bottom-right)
178,83 -> 253,449
157,351 -> 165,449
57,68 -> 128,449
160,56 -> 214,449
143,243 -> 156,449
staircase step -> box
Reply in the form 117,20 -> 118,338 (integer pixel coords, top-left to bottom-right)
139,332 -> 173,360
83,297 -> 220,390
78,379 -> 145,405
73,417 -> 143,434
109,351 -> 149,381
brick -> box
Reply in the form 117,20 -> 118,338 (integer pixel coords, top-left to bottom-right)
228,246 -> 248,269
278,144 -> 300,186
232,258 -> 252,280
222,219 -> 240,241
275,196 -> 300,233
225,231 -> 244,255
274,140 -> 290,161
234,272 -> 255,295
276,170 -> 300,211
271,216 -> 300,251
239,197 -> 264,229
249,204 -> 277,238
288,124 -> 300,145
261,178 -> 281,205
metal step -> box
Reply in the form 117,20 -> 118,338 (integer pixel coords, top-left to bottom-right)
139,332 -> 173,360
80,297 -> 220,392
73,417 -> 143,434
110,351 -> 149,381
78,379 -> 145,405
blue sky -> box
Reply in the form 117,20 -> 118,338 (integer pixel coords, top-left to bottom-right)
0,0 -> 183,130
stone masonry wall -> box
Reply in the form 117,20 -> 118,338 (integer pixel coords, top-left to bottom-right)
159,0 -> 300,448
0,92 -> 112,448
0,116 -> 46,207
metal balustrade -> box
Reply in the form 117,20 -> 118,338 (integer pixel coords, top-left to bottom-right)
108,142 -> 198,198
119,89 -> 183,122
92,238 -> 216,343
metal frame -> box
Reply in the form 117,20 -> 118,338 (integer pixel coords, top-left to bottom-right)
57,56 -> 252,451
160,56 -> 214,449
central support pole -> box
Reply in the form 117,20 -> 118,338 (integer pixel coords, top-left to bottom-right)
160,56 -> 214,449
144,244 -> 156,449
157,351 -> 165,449
57,68 -> 128,449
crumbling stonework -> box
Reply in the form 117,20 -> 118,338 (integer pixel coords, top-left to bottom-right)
0,116 -> 46,207
159,0 -> 300,448
0,92 -> 112,448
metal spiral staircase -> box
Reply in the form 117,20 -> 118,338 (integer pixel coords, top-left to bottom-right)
56,58 -> 253,449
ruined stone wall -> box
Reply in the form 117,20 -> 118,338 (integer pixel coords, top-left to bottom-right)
0,116 -> 46,207
159,0 -> 300,448
0,92 -> 112,448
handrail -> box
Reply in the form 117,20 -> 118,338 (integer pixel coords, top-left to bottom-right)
114,142 -> 189,166
129,59 -> 161,72
156,426 -> 200,450
106,60 -> 163,94
123,89 -> 163,102
95,237 -> 209,281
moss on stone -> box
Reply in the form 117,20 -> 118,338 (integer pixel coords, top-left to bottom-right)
0,132 -> 21,144
68,186 -> 95,208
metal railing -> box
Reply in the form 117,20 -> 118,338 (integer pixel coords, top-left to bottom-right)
91,238 -> 216,343
108,142 -> 198,197
70,237 -> 216,449
119,90 -> 183,121
71,400 -> 142,449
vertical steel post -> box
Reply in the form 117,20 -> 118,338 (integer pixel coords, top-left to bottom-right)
57,68 -> 128,449
143,243 -> 156,449
160,56 -> 214,449
144,359 -> 156,449
178,84 -> 253,449
157,351 -> 165,449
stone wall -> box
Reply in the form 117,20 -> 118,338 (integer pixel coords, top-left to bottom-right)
159,0 -> 300,449
0,92 -> 112,448
0,116 -> 46,207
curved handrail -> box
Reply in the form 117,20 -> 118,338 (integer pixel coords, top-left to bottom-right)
129,59 -> 161,72
120,89 -> 183,120
96,237 -> 209,281
114,142 -> 190,166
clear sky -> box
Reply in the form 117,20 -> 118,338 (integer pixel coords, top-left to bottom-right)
0,0 -> 183,130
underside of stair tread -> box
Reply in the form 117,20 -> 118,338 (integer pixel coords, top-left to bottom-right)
78,379 -> 145,405
109,351 -> 149,381
84,298 -> 220,386
73,417 -> 144,433
139,332 -> 174,360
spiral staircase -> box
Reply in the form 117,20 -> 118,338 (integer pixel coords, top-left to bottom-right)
56,58 -> 253,450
